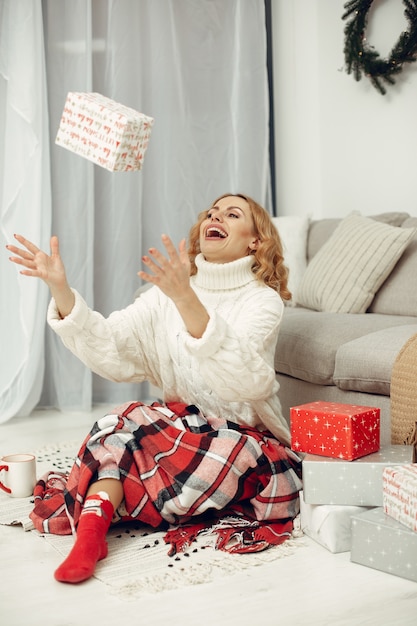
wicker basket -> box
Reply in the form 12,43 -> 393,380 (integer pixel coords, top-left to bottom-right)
390,332 -> 417,461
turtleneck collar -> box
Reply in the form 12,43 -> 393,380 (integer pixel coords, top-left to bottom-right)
192,253 -> 256,291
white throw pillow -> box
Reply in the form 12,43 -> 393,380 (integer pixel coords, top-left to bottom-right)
295,213 -> 416,314
272,216 -> 310,303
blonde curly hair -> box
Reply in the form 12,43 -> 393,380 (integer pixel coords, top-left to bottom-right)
188,193 -> 291,300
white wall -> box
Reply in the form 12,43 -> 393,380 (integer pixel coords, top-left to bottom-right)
272,0 -> 417,219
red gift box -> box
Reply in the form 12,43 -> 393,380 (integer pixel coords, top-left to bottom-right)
290,401 -> 380,461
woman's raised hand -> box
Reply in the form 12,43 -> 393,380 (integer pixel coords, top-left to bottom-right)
7,234 -> 75,318
139,235 -> 209,339
139,235 -> 191,302
7,235 -> 67,290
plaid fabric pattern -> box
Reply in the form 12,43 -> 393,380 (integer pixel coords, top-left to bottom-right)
30,402 -> 303,543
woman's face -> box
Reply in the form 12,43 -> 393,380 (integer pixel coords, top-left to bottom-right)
199,195 -> 259,264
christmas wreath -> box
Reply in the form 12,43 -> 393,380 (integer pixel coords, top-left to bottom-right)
342,0 -> 417,94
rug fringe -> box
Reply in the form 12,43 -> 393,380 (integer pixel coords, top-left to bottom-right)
105,536 -> 305,599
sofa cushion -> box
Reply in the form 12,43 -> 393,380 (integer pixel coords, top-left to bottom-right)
271,215 -> 309,303
334,324 -> 417,395
296,213 -> 416,314
275,308 -> 417,386
307,218 -> 341,262
307,212 -> 410,262
369,217 -> 417,317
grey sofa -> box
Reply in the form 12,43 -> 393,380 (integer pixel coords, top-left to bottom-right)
275,212 -> 417,446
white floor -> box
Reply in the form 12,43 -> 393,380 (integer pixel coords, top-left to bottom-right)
1,406 -> 417,626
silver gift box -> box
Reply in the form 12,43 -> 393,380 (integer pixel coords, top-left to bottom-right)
351,507 -> 417,583
303,445 -> 413,506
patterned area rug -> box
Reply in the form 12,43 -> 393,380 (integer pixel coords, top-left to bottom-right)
0,442 -> 304,599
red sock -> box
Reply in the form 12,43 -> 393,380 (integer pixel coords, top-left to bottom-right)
54,493 -> 114,584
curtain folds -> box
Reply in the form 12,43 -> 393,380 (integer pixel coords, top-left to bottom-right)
0,0 -> 51,422
0,0 -> 271,422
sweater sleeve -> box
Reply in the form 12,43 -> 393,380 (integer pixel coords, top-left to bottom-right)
181,286 -> 283,403
47,289 -> 159,385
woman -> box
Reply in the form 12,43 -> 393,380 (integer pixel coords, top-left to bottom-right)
7,193 -> 302,584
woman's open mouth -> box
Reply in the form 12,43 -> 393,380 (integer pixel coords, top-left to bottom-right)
205,226 -> 227,239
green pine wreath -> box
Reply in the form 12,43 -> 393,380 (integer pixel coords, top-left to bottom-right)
342,0 -> 417,94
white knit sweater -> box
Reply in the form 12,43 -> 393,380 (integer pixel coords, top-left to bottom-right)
47,253 -> 291,446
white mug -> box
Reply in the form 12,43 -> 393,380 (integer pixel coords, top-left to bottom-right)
0,453 -> 37,498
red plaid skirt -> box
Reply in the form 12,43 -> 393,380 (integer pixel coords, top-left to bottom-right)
30,402 -> 302,553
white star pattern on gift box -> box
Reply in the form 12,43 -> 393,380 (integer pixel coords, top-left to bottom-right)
290,401 -> 380,461
302,446 -> 414,506
351,508 -> 417,583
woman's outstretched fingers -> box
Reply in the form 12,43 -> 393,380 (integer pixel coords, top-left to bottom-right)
7,234 -> 67,289
178,238 -> 189,266
7,237 -> 32,260
161,234 -> 181,264
141,253 -> 161,276
50,235 -> 60,257
7,238 -> 36,271
13,234 -> 40,256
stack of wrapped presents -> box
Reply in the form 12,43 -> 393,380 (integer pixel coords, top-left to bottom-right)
291,401 -> 417,582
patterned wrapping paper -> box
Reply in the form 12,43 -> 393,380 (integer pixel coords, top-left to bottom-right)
290,401 -> 380,460
299,490 -> 372,553
383,464 -> 417,532
55,92 -> 154,171
302,445 -> 414,506
351,507 -> 417,583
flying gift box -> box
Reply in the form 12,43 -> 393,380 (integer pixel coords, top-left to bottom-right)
55,92 -> 154,172
290,401 -> 380,461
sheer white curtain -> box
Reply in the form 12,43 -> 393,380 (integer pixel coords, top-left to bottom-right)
0,0 -> 271,422
0,0 -> 51,422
